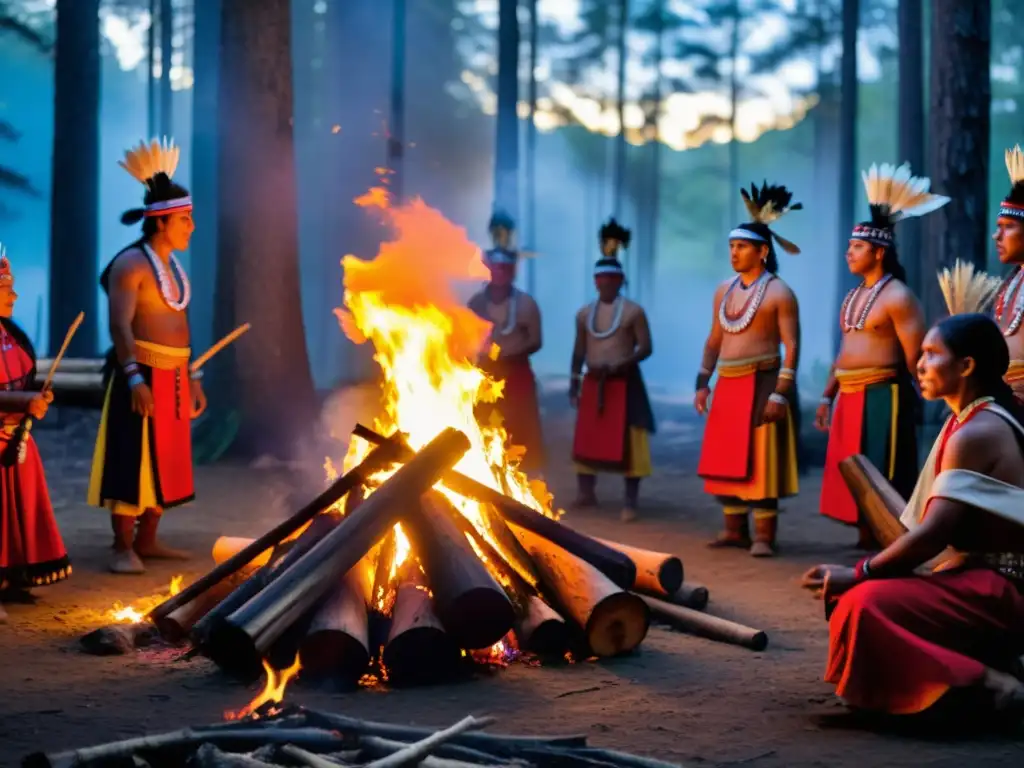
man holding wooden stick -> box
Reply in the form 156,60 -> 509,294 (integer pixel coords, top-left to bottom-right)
695,183 -> 802,556
88,138 -> 205,574
816,164 -> 946,549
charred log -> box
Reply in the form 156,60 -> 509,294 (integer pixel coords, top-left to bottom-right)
595,538 -> 683,596
299,564 -> 373,685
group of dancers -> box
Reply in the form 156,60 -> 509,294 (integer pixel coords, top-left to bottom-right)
0,133 -> 1023,720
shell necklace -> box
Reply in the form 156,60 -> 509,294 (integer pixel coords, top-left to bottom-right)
841,274 -> 892,332
143,243 -> 191,312
487,286 -> 518,336
718,272 -> 773,334
587,296 -> 625,339
995,268 -> 1024,337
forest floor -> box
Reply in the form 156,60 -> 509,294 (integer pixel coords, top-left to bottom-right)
0,391 -> 1022,768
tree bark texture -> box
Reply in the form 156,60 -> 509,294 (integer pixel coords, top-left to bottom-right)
493,0 -> 520,218
832,0 -> 859,356
923,0 -> 991,323
215,0 -> 317,458
897,0 -> 925,298
49,0 -> 100,356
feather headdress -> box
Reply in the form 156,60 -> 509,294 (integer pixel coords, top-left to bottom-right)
599,218 -> 632,249
0,242 -> 10,284
852,163 -> 949,247
938,260 -> 1002,316
999,145 -> 1024,220
731,181 -> 803,257
118,137 -> 191,223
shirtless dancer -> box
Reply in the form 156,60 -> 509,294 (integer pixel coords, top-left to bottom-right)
468,211 -> 546,475
991,145 -> 1024,400
88,139 -> 205,574
695,183 -> 802,556
817,163 -> 948,547
570,219 -> 655,522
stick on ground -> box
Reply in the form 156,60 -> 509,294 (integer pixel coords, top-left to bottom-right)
362,716 -> 497,768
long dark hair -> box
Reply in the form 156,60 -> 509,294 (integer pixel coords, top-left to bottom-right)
935,313 -> 1024,423
880,242 -> 907,283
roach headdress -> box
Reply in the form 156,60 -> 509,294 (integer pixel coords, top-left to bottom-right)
118,137 -> 192,226
1000,145 -> 1024,220
851,163 -> 949,247
730,182 -> 802,272
599,218 -> 632,249
938,260 -> 1002,317
485,209 -> 518,265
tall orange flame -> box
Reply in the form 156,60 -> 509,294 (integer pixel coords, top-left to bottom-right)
225,655 -> 303,721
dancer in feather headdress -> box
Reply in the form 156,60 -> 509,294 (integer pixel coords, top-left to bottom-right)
694,183 -> 803,556
0,246 -> 70,621
468,211 -> 546,475
802,263 -> 1024,720
991,145 -> 1024,401
87,138 -> 202,574
570,218 -> 655,522
817,163 -> 949,548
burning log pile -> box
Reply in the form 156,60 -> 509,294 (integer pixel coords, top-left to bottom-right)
137,424 -> 765,690
22,707 -> 685,768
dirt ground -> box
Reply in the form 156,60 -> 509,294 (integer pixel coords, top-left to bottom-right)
1,399 -> 1023,768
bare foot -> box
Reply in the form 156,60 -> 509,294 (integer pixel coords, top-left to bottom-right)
620,507 -> 637,523
109,549 -> 146,574
134,542 -> 190,560
750,541 -> 776,558
983,668 -> 1024,712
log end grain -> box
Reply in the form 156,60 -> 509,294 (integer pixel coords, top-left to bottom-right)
585,592 -> 650,657
300,630 -> 372,684
381,626 -> 461,687
202,622 -> 265,681
436,586 -> 517,650
656,557 -> 684,595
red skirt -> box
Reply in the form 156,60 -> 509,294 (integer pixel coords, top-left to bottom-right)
478,358 -> 545,473
0,433 -> 70,589
572,373 -> 629,468
825,568 -> 1024,714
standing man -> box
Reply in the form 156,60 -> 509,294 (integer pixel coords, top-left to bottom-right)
993,145 -> 1024,400
695,183 -> 802,557
88,138 -> 205,575
469,211 -> 546,475
570,219 -> 655,522
817,163 -> 947,548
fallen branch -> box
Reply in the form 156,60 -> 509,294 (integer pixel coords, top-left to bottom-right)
637,594 -> 767,651
282,744 -> 344,768
362,715 -> 497,768
191,743 -> 280,768
357,735 -> 516,765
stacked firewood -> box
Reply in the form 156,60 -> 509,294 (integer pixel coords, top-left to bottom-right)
21,707 -> 686,768
143,426 -> 765,687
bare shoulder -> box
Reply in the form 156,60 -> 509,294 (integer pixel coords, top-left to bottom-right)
767,276 -> 798,306
518,291 -> 541,318
712,278 -> 733,305
941,412 -> 1012,473
108,247 -> 148,286
575,303 -> 591,324
882,279 -> 923,317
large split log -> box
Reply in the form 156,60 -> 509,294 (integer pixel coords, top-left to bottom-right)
381,564 -> 461,686
149,437 -> 404,624
838,454 -> 908,548
205,429 -> 469,678
511,524 -> 649,657
155,565 -> 257,643
299,563 -> 373,684
353,423 -> 636,588
638,594 -> 767,651
212,536 -> 273,567
406,493 -> 516,649
595,537 -> 683,596
191,513 -> 342,651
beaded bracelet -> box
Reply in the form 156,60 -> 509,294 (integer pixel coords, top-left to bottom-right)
778,367 -> 796,381
854,556 -> 874,580
190,369 -> 203,381
127,372 -> 145,389
768,392 -> 788,406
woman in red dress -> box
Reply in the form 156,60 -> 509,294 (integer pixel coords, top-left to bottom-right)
0,250 -> 70,621
802,310 -> 1024,720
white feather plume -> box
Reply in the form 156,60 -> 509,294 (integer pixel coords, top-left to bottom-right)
938,260 -> 1002,316
861,162 -> 950,221
1005,145 -> 1024,185
118,137 -> 180,184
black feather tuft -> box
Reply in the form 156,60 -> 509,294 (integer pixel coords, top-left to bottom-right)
600,217 -> 632,248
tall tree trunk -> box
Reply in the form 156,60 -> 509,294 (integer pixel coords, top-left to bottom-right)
923,0 -> 991,321
49,0 -> 99,356
644,0 -> 665,302
215,0 -> 316,459
832,0 -> 859,355
148,0 -> 157,134
525,0 -> 538,295
897,0 -> 925,297
613,0 -> 628,219
388,0 -> 406,203
494,0 -> 520,218
189,0 -> 221,356
727,0 -> 741,227
160,0 -> 173,135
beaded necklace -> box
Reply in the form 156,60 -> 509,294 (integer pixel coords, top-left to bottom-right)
142,243 -> 191,312
934,396 -> 994,474
486,285 -> 518,336
587,296 -> 625,339
718,272 -> 773,334
994,268 -> 1024,338
841,274 -> 893,333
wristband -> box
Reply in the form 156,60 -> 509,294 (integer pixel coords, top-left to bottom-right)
768,392 -> 787,406
190,369 -> 203,381
696,371 -> 712,391
128,373 -> 145,389
854,556 -> 874,581
778,367 -> 796,381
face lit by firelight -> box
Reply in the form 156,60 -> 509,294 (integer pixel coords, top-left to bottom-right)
155,210 -> 195,252
993,215 -> 1024,265
0,279 -> 16,319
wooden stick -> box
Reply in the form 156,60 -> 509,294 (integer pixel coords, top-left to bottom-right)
352,424 -> 636,588
659,583 -> 709,611
299,564 -> 372,684
512,524 -> 649,657
192,744 -> 280,768
156,566 -> 257,642
594,538 -> 683,596
190,322 -> 251,373
637,594 -> 767,651
361,715 -> 497,768
210,429 -> 470,674
212,537 -> 272,567
41,311 -> 85,391
280,744 -> 342,768
838,454 -> 907,548
408,493 -> 516,649
150,437 -> 403,623
357,734 -> 510,765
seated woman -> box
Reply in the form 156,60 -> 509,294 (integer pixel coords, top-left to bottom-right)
0,250 -> 70,621
803,309 -> 1024,718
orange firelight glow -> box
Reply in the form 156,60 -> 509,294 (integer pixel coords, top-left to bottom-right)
225,655 -> 303,721
108,574 -> 184,624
